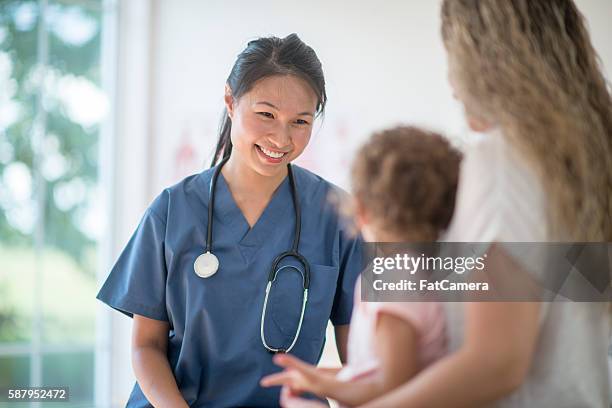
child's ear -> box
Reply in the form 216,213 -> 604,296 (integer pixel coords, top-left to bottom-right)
224,84 -> 235,119
353,199 -> 368,228
353,201 -> 381,242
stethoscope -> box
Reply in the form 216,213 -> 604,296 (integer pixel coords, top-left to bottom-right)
193,156 -> 310,353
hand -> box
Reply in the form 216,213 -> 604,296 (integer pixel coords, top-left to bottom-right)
279,386 -> 329,408
260,354 -> 327,396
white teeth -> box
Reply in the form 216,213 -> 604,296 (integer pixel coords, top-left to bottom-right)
258,145 -> 285,159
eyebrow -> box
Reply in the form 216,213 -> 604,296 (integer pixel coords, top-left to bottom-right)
255,101 -> 314,117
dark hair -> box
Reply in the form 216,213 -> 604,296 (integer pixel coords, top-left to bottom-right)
351,126 -> 462,241
211,33 -> 327,166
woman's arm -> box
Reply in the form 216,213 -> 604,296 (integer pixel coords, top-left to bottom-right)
132,314 -> 189,408
334,324 -> 350,364
360,249 -> 542,408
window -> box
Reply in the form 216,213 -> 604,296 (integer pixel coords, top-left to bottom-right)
0,0 -> 116,405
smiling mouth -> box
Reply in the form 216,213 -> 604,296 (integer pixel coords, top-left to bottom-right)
255,144 -> 288,160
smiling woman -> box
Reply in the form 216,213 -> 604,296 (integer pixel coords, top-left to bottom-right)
221,74 -> 319,226
212,34 -> 326,167
96,33 -> 363,408
224,74 -> 317,173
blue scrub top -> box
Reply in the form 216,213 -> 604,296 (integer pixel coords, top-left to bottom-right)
96,164 -> 364,407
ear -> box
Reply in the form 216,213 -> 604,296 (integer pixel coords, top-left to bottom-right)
353,199 -> 370,230
224,84 -> 235,119
467,115 -> 493,133
353,199 -> 379,242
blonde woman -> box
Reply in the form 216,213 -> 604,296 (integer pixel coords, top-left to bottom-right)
353,1 -> 612,407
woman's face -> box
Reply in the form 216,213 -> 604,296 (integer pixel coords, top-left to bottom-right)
225,74 -> 318,178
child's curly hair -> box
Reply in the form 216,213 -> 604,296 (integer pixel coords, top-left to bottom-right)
351,126 -> 462,241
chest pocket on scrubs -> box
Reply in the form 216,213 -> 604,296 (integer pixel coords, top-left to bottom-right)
268,263 -> 339,343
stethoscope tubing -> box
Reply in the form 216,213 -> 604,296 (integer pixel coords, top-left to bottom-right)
205,155 -> 229,254
206,156 -> 310,353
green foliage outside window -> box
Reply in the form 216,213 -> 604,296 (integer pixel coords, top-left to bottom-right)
0,1 -> 106,401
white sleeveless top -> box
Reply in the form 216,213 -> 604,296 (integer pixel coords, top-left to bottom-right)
444,131 -> 611,407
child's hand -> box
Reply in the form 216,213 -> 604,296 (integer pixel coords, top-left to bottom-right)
279,385 -> 329,408
260,354 -> 327,396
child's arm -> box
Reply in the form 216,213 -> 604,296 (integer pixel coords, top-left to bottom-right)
261,311 -> 418,406
325,311 -> 419,405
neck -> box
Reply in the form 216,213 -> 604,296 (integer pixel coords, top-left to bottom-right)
221,153 -> 288,199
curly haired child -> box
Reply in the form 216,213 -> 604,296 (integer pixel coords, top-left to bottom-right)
261,126 -> 462,407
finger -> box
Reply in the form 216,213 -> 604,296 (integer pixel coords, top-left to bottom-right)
281,393 -> 326,408
280,386 -> 302,408
279,387 -> 291,408
280,388 -> 305,408
260,371 -> 295,387
273,354 -> 317,375
280,384 -> 307,401
280,385 -> 294,399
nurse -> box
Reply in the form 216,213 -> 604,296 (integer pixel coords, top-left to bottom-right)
96,33 -> 363,407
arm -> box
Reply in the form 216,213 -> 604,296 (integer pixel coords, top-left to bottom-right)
360,249 -> 541,408
132,314 -> 189,408
325,312 -> 419,406
334,324 -> 350,364
262,312 -> 418,406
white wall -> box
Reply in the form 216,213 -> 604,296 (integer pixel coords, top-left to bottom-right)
101,1 -> 157,406
148,0 -> 612,193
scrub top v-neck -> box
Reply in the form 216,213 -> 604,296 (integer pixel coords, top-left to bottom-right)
96,164 -> 364,407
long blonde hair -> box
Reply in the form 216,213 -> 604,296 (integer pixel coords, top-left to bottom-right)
441,0 -> 612,241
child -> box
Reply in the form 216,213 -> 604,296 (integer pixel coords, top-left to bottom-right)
261,126 -> 462,407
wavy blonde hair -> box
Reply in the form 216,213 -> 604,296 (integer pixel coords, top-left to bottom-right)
441,0 -> 612,241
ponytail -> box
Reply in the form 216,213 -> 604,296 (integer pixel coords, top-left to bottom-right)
210,109 -> 233,167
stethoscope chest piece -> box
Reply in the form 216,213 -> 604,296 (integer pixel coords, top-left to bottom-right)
194,251 -> 219,278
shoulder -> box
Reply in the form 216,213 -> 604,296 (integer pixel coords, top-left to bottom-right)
291,165 -> 359,241
147,168 -> 215,222
462,131 -> 542,194
447,131 -> 548,241
291,164 -> 350,206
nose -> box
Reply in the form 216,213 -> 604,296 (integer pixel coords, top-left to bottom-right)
267,123 -> 292,149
